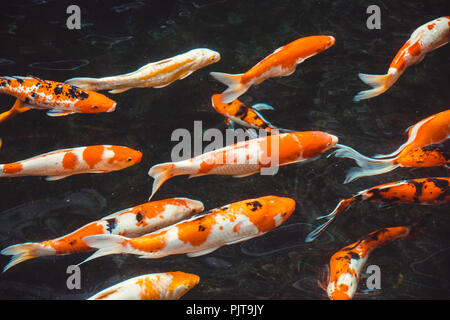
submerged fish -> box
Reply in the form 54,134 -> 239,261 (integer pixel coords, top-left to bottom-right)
148,131 -> 338,200
0,76 -> 117,122
320,222 -> 424,300
1,198 -> 204,272
211,93 -> 290,133
354,17 -> 450,101
80,196 -> 296,264
88,272 -> 199,300
305,177 -> 449,242
0,144 -> 142,180
333,109 -> 450,183
210,35 -> 335,103
65,48 -> 221,94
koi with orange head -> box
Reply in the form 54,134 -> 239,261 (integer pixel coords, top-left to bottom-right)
305,177 -> 449,242
332,109 -> 450,183
1,198 -> 204,272
210,35 -> 335,103
88,272 -> 200,300
211,93 -> 291,133
0,145 -> 142,180
321,223 -> 422,300
354,17 -> 449,101
0,76 -> 117,123
79,196 -> 296,265
147,131 -> 338,200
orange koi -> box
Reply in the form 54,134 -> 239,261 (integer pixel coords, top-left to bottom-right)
211,93 -> 289,133
354,17 -> 450,101
1,198 -> 203,272
0,76 -> 117,122
333,109 -> 450,182
210,35 -> 335,103
88,272 -> 199,300
148,131 -> 338,200
80,196 -> 295,264
0,145 -> 142,180
305,177 -> 449,242
66,48 -> 220,94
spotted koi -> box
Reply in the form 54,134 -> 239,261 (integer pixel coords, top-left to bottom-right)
305,177 -> 449,242
0,145 -> 142,180
66,48 -> 220,94
354,16 -> 450,101
0,76 -> 117,122
80,196 -> 296,264
210,35 -> 335,103
88,272 -> 199,300
321,223 -> 422,300
148,131 -> 338,200
211,93 -> 291,133
1,198 -> 204,272
332,109 -> 450,182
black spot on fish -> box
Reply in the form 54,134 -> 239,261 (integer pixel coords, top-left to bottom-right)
235,105 -> 249,119
136,212 -> 143,222
106,218 -> 116,233
348,251 -> 360,260
24,97 -> 30,104
422,139 -> 450,161
30,92 -> 36,98
246,200 -> 263,211
69,240 -> 77,246
53,85 -> 63,95
409,180 -> 425,203
14,77 -> 24,84
198,225 -> 206,232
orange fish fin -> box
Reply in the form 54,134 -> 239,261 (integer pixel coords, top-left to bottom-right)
46,110 -> 75,117
45,174 -> 74,181
108,87 -> 132,94
353,73 -> 392,102
232,171 -> 259,178
209,72 -> 247,103
148,162 -> 176,200
1,243 -> 54,272
186,247 -> 220,258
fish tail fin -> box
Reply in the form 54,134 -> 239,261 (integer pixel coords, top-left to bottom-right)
65,77 -> 100,90
148,163 -> 176,200
209,72 -> 247,103
304,216 -> 337,243
79,234 -> 128,265
1,243 -> 54,272
353,73 -> 392,102
332,144 -> 399,183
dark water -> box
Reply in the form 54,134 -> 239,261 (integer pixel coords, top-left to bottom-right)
0,0 -> 449,300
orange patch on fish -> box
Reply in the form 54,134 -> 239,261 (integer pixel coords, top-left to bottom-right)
83,145 -> 104,168
62,151 -> 78,170
3,162 -> 23,174
177,215 -> 215,247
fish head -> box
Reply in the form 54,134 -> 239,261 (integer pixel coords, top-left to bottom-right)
195,48 -> 221,66
182,198 -> 205,214
291,131 -> 338,158
75,89 -> 117,113
169,272 -> 200,297
325,36 -> 336,49
106,146 -> 142,170
256,196 -> 296,225
328,282 -> 352,300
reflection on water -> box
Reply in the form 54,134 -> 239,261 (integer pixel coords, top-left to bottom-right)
28,59 -> 90,71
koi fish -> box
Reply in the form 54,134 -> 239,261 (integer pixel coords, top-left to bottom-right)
211,93 -> 290,133
148,131 -> 338,200
1,198 -> 204,272
88,272 -> 199,300
332,109 -> 450,182
354,17 -> 450,101
0,144 -> 142,180
80,196 -> 296,264
0,76 -> 117,122
65,48 -> 221,94
210,35 -> 335,103
320,222 -> 423,300
305,177 -> 449,242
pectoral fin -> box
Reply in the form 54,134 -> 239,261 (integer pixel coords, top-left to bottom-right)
46,110 -> 75,117
45,174 -> 73,181
186,247 -> 220,257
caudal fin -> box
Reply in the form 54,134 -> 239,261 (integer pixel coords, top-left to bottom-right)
79,234 -> 128,265
305,198 -> 357,242
148,163 -> 176,200
332,144 -> 399,183
210,72 -> 247,104
65,77 -> 100,91
1,243 -> 55,272
353,73 -> 392,102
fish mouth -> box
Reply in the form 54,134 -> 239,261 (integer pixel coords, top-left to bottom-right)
107,102 -> 117,112
327,36 -> 336,48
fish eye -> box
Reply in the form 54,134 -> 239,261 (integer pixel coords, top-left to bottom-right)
127,157 -> 133,162
91,105 -> 99,109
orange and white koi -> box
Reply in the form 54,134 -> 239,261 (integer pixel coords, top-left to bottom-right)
148,131 -> 338,200
210,35 -> 335,103
80,196 -> 296,264
320,224 -> 421,300
354,17 -> 450,101
305,177 -> 449,242
211,93 -> 290,133
65,48 -> 221,94
88,272 -> 199,300
1,198 -> 203,272
0,76 -> 117,122
0,144 -> 142,180
332,109 -> 450,182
